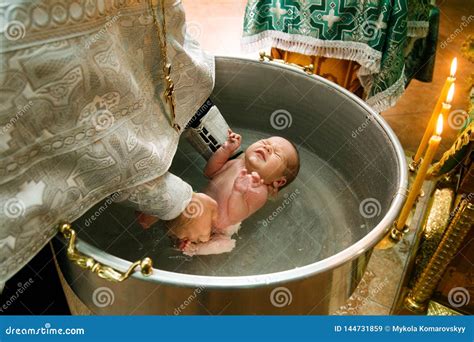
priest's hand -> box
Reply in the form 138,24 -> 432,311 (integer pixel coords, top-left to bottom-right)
165,192 -> 217,243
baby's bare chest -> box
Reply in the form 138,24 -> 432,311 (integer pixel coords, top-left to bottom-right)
206,163 -> 242,202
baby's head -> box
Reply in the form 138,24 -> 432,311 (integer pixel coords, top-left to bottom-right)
244,136 -> 300,192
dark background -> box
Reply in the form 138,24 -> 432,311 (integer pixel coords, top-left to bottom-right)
1,244 -> 70,315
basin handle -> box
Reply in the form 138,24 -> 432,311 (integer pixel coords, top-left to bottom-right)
259,50 -> 314,75
58,222 -> 153,282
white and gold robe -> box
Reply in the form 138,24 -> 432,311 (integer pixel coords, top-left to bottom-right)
0,0 -> 214,282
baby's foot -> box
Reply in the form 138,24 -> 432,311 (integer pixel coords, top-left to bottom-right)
178,239 -> 190,250
208,237 -> 236,254
181,241 -> 199,256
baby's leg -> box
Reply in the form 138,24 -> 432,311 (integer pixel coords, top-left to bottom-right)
222,222 -> 241,236
182,235 -> 236,256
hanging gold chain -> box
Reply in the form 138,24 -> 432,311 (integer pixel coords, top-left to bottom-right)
147,0 -> 180,132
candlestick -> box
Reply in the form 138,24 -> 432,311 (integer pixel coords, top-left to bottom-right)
397,115 -> 444,231
405,199 -> 473,313
411,58 -> 456,170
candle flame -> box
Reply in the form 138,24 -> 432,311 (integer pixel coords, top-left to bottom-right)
450,57 -> 457,77
446,83 -> 455,103
436,114 -> 444,136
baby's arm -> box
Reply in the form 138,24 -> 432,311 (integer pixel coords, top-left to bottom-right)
204,129 -> 241,178
227,169 -> 268,223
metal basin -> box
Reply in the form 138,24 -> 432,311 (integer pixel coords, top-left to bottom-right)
53,56 -> 407,314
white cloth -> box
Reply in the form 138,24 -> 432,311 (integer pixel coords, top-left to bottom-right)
0,0 -> 214,282
182,222 -> 241,256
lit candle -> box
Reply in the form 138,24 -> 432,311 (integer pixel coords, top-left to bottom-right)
412,58 -> 456,165
439,83 -> 454,119
397,115 -> 444,230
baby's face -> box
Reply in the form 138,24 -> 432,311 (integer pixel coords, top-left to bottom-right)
244,137 -> 297,186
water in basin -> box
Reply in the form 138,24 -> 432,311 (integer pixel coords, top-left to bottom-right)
77,127 -> 367,277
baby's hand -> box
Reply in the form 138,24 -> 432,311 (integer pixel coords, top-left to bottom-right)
234,169 -> 264,193
248,171 -> 264,190
222,129 -> 241,153
234,169 -> 251,193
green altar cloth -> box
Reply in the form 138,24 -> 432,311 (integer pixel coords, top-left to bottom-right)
242,0 -> 437,112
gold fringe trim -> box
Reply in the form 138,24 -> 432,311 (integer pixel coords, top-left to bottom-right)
428,122 -> 474,177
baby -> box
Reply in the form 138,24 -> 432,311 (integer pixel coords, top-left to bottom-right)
179,129 -> 300,256
137,129 -> 300,255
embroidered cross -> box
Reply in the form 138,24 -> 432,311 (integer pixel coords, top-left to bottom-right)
163,63 -> 180,132
322,8 -> 341,29
270,0 -> 288,21
374,13 -> 387,30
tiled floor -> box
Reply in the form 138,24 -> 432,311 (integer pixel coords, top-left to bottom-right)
182,0 -> 474,158
334,237 -> 413,315
335,177 -> 434,315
